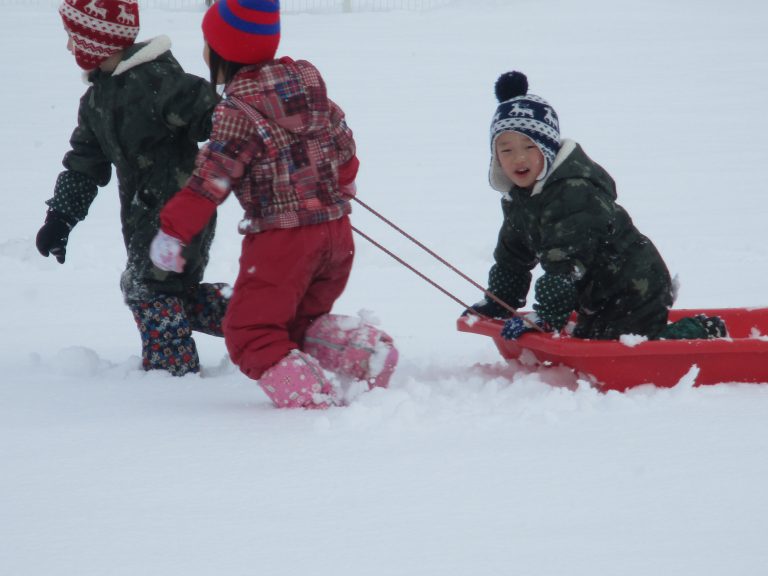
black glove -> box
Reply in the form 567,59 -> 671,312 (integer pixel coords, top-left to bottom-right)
36,211 -> 75,264
463,263 -> 530,319
463,297 -> 514,319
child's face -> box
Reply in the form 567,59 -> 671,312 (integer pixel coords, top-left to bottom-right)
495,131 -> 545,189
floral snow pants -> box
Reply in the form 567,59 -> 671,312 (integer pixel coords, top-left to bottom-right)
128,282 -> 230,376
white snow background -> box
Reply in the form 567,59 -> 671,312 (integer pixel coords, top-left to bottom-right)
2,1 -> 768,574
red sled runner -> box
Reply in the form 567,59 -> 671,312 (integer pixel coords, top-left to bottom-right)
457,307 -> 768,391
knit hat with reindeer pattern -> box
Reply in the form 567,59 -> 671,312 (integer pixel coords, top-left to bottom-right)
59,0 -> 140,70
489,71 -> 561,192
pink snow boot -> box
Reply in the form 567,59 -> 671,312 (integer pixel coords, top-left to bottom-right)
303,314 -> 399,389
258,349 -> 338,409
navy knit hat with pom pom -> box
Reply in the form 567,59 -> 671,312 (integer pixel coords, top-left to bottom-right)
489,71 -> 561,192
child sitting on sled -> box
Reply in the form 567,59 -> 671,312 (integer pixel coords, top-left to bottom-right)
149,0 -> 398,408
467,71 -> 725,341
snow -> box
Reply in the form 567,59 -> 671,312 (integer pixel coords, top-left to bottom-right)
3,0 -> 768,574
619,334 -> 647,347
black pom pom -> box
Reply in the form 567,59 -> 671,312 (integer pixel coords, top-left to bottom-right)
495,71 -> 528,103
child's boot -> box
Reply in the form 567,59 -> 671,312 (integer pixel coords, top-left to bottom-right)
659,314 -> 729,340
303,314 -> 399,389
695,314 -> 728,339
128,295 -> 200,376
258,349 -> 338,409
184,282 -> 230,337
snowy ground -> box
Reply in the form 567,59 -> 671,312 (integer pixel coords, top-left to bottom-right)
3,1 -> 768,574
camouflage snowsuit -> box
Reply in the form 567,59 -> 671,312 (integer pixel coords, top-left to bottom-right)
46,36 -> 228,374
489,139 -> 673,339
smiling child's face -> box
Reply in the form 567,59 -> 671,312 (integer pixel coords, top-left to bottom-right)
495,131 -> 545,189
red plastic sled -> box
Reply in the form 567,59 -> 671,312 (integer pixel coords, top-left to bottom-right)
457,308 -> 768,391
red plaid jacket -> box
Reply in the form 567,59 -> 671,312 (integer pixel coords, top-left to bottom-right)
161,57 -> 358,243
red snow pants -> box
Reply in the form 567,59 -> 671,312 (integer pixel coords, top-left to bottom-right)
223,216 -> 354,380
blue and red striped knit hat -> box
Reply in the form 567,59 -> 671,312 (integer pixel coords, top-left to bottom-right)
202,0 -> 280,64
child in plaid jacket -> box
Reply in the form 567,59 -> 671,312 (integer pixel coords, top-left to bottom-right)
151,0 -> 397,408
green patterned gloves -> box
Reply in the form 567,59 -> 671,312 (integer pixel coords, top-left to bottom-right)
532,273 -> 577,330
465,264 -> 530,319
46,170 -> 98,222
37,170 -> 98,264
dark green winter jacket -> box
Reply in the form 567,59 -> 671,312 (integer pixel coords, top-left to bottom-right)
47,36 -> 219,302
491,140 -> 673,338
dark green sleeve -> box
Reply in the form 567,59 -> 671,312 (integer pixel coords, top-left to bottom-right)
489,198 -> 537,308
49,95 -> 107,222
61,94 -> 112,187
157,71 -> 219,143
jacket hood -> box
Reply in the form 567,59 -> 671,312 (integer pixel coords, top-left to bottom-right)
529,139 -> 616,199
113,35 -> 173,76
224,58 -> 331,136
84,36 -> 173,83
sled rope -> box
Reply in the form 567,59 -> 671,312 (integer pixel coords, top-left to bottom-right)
353,198 -> 490,293
225,95 -> 533,326
351,225 -> 472,310
351,198 -> 543,331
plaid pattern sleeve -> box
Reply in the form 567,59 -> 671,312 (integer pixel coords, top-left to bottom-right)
159,186 -> 218,244
329,99 -> 356,167
184,103 -> 264,205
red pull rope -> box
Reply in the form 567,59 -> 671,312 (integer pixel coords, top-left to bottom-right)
351,198 -> 542,331
351,226 -> 472,310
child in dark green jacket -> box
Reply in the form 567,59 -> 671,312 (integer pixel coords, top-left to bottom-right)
35,0 -> 229,375
468,71 -> 725,341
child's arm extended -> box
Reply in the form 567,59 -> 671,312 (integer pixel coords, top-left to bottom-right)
37,104 -> 110,264
472,199 -> 537,317
150,133 -> 251,274
47,105 -> 111,223
158,139 -> 251,244
158,104 -> 263,244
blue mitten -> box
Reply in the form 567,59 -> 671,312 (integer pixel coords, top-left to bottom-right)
501,316 -> 530,340
501,313 -> 555,340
